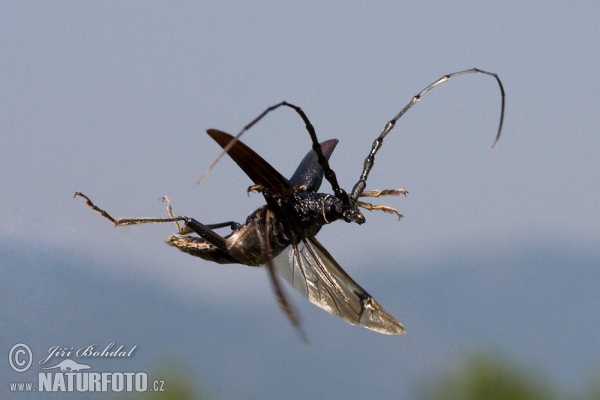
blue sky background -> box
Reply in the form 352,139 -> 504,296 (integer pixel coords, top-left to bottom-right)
1,2 -> 599,399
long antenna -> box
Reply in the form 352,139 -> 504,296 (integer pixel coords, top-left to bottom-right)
350,68 -> 505,203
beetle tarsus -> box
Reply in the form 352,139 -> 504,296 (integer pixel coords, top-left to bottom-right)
74,192 -> 116,223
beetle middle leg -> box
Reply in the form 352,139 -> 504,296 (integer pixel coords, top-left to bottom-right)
159,197 -> 244,263
162,196 -> 243,235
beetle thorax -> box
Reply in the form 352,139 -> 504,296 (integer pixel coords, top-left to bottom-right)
280,192 -> 342,235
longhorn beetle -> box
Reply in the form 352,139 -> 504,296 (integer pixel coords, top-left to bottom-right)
76,68 -> 505,340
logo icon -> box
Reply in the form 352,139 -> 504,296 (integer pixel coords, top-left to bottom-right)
41,359 -> 91,372
8,343 -> 33,373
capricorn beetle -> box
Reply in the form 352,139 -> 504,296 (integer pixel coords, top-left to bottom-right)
76,68 -> 505,339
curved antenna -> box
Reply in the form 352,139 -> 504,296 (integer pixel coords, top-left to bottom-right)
198,101 -> 291,185
350,68 -> 506,203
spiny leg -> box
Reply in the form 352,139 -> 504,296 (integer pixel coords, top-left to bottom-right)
75,192 -> 186,226
162,196 -> 242,234
247,184 -> 264,194
350,68 -> 506,204
264,203 -> 308,343
356,201 -> 403,220
162,196 -> 192,234
74,192 -> 116,223
356,188 -> 407,220
162,200 -> 242,263
266,260 -> 309,343
173,198 -> 308,340
360,188 -> 408,198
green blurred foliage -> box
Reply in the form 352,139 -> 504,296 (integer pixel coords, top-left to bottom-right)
581,373 -> 600,400
418,353 -> 558,400
120,353 -> 600,400
418,352 -> 600,400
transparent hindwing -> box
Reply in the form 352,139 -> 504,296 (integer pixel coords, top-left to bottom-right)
273,237 -> 405,334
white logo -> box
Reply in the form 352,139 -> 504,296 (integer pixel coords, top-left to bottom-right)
8,343 -> 32,373
7,342 -> 164,393
41,359 -> 91,372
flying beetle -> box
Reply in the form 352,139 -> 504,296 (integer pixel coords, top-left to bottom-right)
76,68 -> 505,339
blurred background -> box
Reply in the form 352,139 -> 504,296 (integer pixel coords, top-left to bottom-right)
1,1 -> 599,399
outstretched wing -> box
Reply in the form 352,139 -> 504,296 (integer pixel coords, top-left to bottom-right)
273,237 -> 405,334
207,129 -> 292,195
207,129 -> 340,195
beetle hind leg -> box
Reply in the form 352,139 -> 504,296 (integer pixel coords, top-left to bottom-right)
75,192 -> 186,226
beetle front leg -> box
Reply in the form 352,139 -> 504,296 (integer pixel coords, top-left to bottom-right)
356,201 -> 403,220
360,188 -> 408,198
356,188 -> 408,220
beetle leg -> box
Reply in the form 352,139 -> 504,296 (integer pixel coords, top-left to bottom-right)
75,192 -> 117,223
357,188 -> 406,219
263,206 -> 308,342
266,259 -> 309,343
163,200 -> 242,264
356,200 -> 403,220
360,188 -> 408,198
75,192 -> 186,226
162,196 -> 242,233
162,196 -> 194,234
205,221 -> 243,231
75,192 -> 242,263
247,184 -> 264,194
182,218 -> 230,253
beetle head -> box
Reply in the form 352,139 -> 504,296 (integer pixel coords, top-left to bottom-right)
343,206 -> 365,225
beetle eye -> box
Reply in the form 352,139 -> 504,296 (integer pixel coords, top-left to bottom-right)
343,208 -> 365,225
